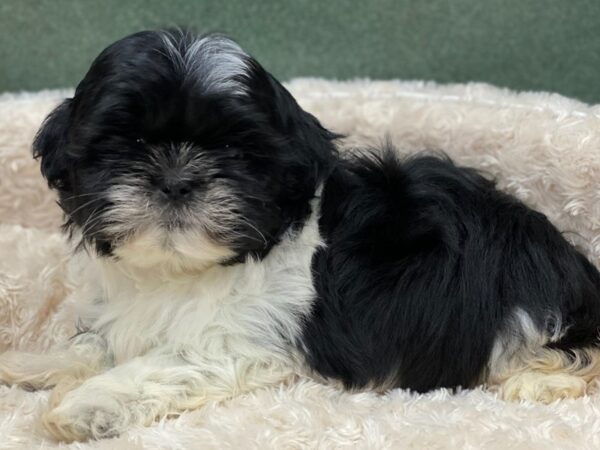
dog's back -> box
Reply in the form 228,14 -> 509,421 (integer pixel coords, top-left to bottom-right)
301,148 -> 600,397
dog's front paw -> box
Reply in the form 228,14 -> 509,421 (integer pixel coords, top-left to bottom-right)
42,390 -> 130,442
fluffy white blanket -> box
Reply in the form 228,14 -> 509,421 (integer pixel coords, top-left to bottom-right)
1,80 -> 600,449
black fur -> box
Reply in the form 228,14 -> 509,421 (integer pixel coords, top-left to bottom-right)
33,29 -> 600,394
33,29 -> 336,259
302,149 -> 600,392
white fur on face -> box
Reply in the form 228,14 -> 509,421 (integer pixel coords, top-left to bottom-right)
80,195 -> 322,363
111,226 -> 235,274
86,141 -> 247,270
102,181 -> 243,271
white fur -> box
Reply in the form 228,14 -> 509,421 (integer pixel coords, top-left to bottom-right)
488,308 -> 547,378
161,31 -> 249,96
488,308 -> 569,378
485,308 -> 600,404
7,195 -> 323,440
99,141 -> 247,265
90,195 -> 321,362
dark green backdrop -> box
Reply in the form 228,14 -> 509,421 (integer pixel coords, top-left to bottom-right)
1,0 -> 600,103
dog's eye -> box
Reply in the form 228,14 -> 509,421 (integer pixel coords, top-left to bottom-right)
135,138 -> 145,144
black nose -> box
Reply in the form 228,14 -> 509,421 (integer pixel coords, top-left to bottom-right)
158,178 -> 193,201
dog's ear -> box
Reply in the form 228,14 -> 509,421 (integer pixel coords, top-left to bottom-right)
253,69 -> 339,199
33,99 -> 73,190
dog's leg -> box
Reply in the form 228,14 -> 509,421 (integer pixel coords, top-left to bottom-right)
0,332 -> 109,391
489,347 -> 600,403
42,348 -> 293,442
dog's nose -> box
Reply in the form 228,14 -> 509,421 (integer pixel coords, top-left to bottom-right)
158,178 -> 192,201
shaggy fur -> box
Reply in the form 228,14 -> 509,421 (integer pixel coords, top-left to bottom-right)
2,80 -> 600,448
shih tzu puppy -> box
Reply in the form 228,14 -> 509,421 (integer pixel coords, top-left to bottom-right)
2,29 -> 600,442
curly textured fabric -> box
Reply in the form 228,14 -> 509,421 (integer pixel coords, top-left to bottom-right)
1,80 -> 600,449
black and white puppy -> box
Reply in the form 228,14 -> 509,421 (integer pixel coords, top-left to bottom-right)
2,29 -> 600,442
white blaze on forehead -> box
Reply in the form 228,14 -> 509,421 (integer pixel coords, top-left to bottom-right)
160,31 -> 250,96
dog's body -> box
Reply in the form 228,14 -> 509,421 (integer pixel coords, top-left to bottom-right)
2,29 -> 600,442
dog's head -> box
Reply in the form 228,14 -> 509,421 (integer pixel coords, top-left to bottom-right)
33,30 -> 336,271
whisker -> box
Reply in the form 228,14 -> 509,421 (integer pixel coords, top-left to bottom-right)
60,192 -> 104,202
236,216 -> 268,245
65,197 -> 103,217
79,205 -> 105,236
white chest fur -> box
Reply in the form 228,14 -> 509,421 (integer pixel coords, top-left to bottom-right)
71,204 -> 323,365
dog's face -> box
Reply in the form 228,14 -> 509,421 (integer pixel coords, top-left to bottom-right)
34,30 -> 335,270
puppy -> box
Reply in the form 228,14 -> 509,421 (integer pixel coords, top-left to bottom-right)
2,29 -> 600,442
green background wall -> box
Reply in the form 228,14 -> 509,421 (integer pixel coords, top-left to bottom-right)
1,0 -> 599,103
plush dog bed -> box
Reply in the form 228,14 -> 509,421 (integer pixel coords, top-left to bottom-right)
2,80 -> 600,449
